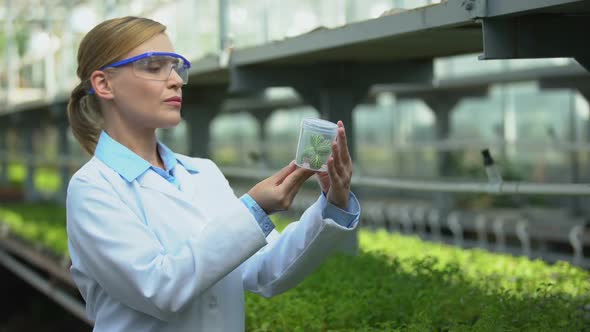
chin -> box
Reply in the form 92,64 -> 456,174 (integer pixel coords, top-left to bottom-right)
159,120 -> 182,129
158,113 -> 183,128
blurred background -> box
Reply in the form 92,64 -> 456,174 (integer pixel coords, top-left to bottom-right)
1,0 -> 590,330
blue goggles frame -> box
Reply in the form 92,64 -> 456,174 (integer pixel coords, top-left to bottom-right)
88,52 -> 191,94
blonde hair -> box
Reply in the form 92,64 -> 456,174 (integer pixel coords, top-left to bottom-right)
67,16 -> 166,155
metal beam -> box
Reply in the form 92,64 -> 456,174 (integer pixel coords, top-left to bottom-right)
0,249 -> 91,325
540,76 -> 590,91
486,0 -> 589,17
576,57 -> 590,72
480,15 -> 590,61
229,60 -> 433,93
220,166 -> 590,195
231,0 -> 482,67
396,86 -> 488,102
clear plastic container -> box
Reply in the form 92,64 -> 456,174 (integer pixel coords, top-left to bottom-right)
295,118 -> 338,172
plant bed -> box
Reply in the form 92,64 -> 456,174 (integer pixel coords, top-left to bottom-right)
1,205 -> 588,331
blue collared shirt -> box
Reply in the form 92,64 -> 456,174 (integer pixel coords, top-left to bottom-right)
94,131 -> 359,236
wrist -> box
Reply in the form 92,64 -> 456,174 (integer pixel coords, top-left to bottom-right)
327,192 -> 349,210
247,191 -> 268,214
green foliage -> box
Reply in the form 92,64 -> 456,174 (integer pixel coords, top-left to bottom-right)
0,203 -> 68,257
0,207 -> 588,331
246,215 -> 590,331
1,163 -> 61,193
299,134 -> 332,170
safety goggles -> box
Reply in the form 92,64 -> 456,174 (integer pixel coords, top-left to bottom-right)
88,52 -> 191,94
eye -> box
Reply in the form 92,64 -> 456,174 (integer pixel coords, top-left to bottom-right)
146,62 -> 165,73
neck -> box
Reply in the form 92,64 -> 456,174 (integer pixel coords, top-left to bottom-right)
103,117 -> 163,169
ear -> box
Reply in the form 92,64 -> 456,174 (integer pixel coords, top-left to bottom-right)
90,70 -> 115,100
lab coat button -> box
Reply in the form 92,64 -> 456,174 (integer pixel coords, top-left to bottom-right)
209,297 -> 217,309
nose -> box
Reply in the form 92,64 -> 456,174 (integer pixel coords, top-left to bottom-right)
167,68 -> 184,88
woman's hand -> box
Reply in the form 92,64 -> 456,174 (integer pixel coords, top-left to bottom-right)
316,121 -> 353,210
248,161 -> 315,214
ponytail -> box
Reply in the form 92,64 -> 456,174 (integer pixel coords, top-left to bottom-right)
67,82 -> 103,155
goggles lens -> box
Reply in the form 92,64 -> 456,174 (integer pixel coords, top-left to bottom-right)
133,55 -> 189,84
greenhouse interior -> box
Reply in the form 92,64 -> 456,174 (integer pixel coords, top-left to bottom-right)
1,0 -> 590,331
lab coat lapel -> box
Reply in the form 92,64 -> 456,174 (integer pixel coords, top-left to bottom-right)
137,170 -> 195,206
173,165 -> 202,201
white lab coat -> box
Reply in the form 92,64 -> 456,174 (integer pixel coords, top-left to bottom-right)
66,154 -> 360,332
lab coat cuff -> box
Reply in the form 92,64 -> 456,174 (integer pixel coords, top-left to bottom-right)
240,194 -> 275,237
320,191 -> 361,228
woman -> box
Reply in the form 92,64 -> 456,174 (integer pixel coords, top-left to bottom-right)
66,16 -> 360,332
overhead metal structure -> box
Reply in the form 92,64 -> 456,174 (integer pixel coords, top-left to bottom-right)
2,0 -> 589,107
1,0 -> 588,201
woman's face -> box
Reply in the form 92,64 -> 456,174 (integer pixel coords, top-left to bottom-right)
108,33 -> 184,130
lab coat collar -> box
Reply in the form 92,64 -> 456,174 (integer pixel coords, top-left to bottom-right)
95,130 -> 199,183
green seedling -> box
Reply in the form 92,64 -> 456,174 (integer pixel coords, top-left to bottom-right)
299,134 -> 332,169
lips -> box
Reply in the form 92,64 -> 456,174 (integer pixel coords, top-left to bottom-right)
164,96 -> 182,103
164,96 -> 182,107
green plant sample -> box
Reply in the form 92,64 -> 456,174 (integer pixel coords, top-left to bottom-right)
299,134 -> 332,169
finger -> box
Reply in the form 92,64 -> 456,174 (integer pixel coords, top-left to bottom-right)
272,161 -> 296,184
315,172 -> 330,192
331,141 -> 346,176
282,167 -> 315,190
316,171 -> 330,181
282,168 -> 315,202
337,122 -> 351,164
331,140 -> 341,166
327,156 -> 338,184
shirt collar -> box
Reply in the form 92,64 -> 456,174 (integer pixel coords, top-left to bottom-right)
95,130 -> 199,182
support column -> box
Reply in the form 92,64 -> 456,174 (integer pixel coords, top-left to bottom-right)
397,88 -> 487,177
49,101 -> 69,203
423,98 -> 457,222
56,121 -> 70,203
182,86 -> 227,159
23,127 -> 39,202
397,88 -> 488,226
576,89 -> 590,147
568,91 -> 582,216
422,97 -> 459,177
577,87 -> 590,217
0,130 -> 7,185
250,109 -> 274,168
540,79 -> 590,217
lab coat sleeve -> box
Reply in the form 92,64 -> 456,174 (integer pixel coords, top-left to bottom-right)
241,192 -> 361,297
66,174 -> 267,322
